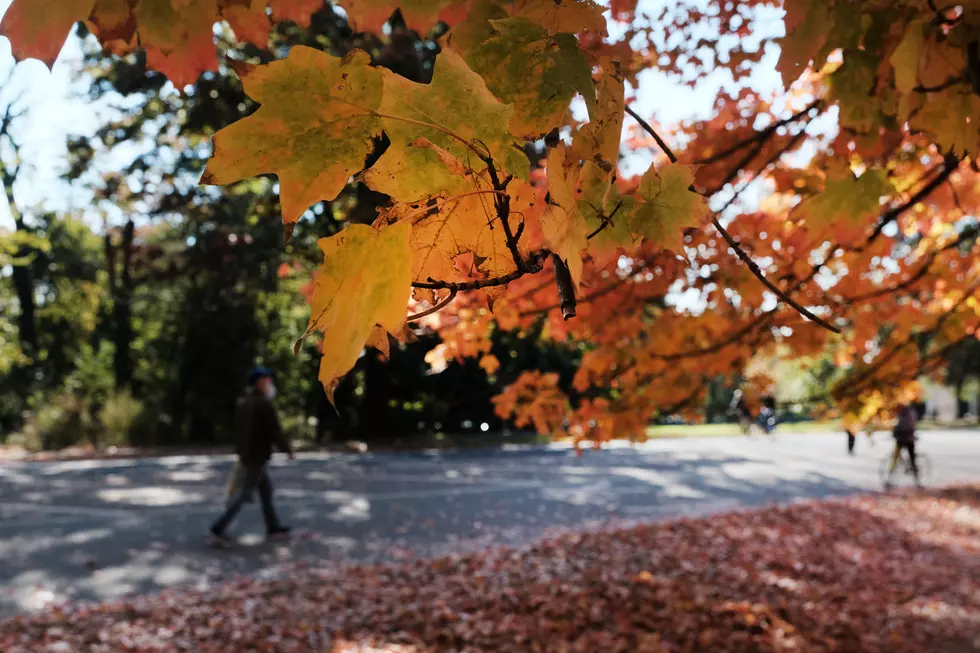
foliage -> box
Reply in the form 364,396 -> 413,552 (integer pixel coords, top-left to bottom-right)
2,487 -> 978,651
3,0 -> 980,444
97,391 -> 145,448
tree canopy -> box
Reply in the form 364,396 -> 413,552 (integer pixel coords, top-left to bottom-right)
2,0 -> 980,444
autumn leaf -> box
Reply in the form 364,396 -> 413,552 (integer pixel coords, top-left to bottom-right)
337,0 -> 456,33
890,20 -> 924,95
454,17 -> 596,138
571,58 -> 625,169
479,353 -> 500,374
910,89 -> 980,157
201,47 -> 384,225
223,0 -> 274,47
624,163 -> 712,253
0,0 -> 94,65
830,50 -> 882,133
300,222 -> 413,402
510,0 -> 607,37
373,48 -> 529,186
135,0 -> 221,89
373,143 -> 541,301
540,144 -> 590,285
267,0 -> 323,24
778,0 -> 834,88
793,166 -> 893,237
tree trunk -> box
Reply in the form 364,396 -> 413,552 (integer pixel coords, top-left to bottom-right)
110,221 -> 135,391
8,209 -> 36,360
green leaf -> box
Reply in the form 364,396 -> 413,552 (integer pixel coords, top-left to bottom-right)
910,89 -> 980,156
830,50 -> 883,133
201,47 -> 384,224
301,222 -> 414,403
456,17 -> 596,138
370,48 -> 529,194
778,0 -> 834,88
793,167 -> 894,233
890,20 -> 925,95
624,163 -> 712,253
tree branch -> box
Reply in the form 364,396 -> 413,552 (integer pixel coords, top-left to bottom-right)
626,103 -> 840,334
692,99 -> 823,166
586,200 -> 623,240
412,251 -> 548,291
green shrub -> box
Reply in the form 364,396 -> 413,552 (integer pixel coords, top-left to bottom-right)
15,393 -> 94,451
98,391 -> 144,448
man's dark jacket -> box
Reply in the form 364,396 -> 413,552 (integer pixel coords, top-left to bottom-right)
236,388 -> 291,465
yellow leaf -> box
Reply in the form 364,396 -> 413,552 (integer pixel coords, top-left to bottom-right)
626,163 -> 712,252
571,58 -> 624,169
374,48 -> 529,185
541,144 -> 590,285
0,0 -> 95,66
778,0 -> 833,88
201,47 -> 384,225
303,222 -> 413,403
890,20 -> 924,95
453,17 -> 596,138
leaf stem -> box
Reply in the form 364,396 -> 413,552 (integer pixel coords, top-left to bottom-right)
406,289 -> 458,322
398,190 -> 509,225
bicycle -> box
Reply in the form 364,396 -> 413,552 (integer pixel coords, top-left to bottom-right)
879,444 -> 931,487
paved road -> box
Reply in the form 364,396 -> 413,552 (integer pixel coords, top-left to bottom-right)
1,430 -> 977,615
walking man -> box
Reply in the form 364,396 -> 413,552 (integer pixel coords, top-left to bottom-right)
208,366 -> 293,547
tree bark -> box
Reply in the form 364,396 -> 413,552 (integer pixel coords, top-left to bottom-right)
109,221 -> 135,391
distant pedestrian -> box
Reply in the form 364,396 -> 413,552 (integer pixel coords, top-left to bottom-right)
885,402 -> 921,489
846,428 -> 856,455
207,366 -> 293,547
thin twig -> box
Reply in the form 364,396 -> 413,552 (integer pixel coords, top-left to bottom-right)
626,104 -> 841,333
406,289 -> 458,322
394,190 -> 508,225
692,99 -> 823,166
586,201 -> 624,240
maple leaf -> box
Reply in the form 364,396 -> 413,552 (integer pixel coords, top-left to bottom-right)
267,0 -> 323,24
510,0 -> 608,37
373,143 -> 541,301
337,0 -> 456,33
0,0 -> 94,66
792,166 -> 893,237
778,0 -> 834,88
910,89 -> 980,157
373,49 -> 529,186
540,144 -> 590,285
301,222 -> 413,402
830,50 -> 883,133
135,0 -> 221,89
571,58 -> 625,169
201,47 -> 384,225
890,20 -> 924,95
455,17 -> 596,138
623,163 -> 712,253
223,0 -> 274,47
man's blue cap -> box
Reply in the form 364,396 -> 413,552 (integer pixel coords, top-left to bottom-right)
247,366 -> 273,385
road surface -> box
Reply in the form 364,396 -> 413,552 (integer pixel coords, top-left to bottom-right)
1,430 -> 977,615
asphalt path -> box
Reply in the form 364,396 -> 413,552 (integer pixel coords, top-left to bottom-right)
1,430 -> 977,615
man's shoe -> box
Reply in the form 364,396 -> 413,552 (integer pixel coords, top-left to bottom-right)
206,529 -> 235,548
267,526 -> 292,539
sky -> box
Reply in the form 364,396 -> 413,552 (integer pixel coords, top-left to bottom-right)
0,0 -> 789,234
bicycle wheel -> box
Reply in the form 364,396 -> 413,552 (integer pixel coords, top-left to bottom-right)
879,450 -> 900,485
914,452 -> 932,485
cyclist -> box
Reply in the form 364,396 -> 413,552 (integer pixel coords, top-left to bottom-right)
758,394 -> 776,435
886,402 -> 921,489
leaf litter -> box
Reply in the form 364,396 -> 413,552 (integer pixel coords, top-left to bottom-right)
2,486 -> 978,652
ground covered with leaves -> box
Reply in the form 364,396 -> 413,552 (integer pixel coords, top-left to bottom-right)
2,487 -> 978,653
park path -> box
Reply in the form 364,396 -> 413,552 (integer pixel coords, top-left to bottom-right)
1,430 -> 977,615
